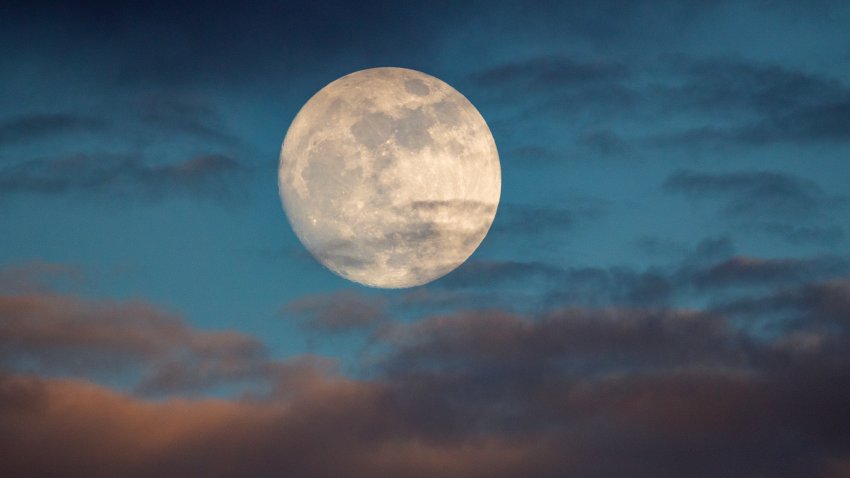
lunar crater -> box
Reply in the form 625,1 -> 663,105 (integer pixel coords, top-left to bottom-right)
404,78 -> 430,96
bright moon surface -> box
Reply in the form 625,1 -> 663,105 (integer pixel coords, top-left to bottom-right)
279,67 -> 501,288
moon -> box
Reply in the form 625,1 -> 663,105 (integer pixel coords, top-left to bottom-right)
279,67 -> 501,288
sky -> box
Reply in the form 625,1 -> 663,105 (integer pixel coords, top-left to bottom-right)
1,1 -> 850,476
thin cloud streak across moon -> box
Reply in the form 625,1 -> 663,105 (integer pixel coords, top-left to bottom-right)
279,67 -> 501,288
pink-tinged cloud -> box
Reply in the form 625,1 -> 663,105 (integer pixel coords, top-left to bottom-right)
0,373 -> 551,478
0,291 -> 268,395
284,290 -> 387,333
3,264 -> 850,477
0,261 -> 84,293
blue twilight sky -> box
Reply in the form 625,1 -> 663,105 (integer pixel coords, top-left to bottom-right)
2,2 -> 850,477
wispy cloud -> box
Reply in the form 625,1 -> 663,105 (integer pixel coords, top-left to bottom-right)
759,223 -> 846,246
491,201 -> 608,237
0,294 -> 267,396
135,94 -> 242,145
663,169 -> 839,220
470,56 -> 630,90
0,114 -> 106,145
0,153 -> 247,202
285,290 -> 387,333
647,58 -> 850,146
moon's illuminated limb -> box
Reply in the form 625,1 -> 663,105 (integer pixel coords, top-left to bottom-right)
279,67 -> 501,288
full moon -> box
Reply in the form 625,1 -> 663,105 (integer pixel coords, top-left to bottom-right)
279,67 -> 501,288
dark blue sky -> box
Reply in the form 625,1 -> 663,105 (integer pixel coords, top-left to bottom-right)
2,1 -> 850,476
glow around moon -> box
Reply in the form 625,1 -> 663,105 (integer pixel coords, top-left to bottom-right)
279,67 -> 501,288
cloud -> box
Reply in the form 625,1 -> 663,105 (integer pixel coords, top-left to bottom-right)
0,287 -> 271,396
691,256 -> 850,291
0,371 -> 552,478
663,169 -> 837,220
491,201 -> 607,237
0,96 -> 251,207
0,92 -> 241,153
0,261 -> 84,294
370,296 -> 850,476
380,308 -> 744,378
439,260 -> 565,289
577,128 -> 631,155
3,290 -> 850,478
431,236 -> 848,313
471,55 -> 850,156
661,58 -> 846,116
719,279 -> 850,328
644,58 -> 850,147
285,290 -> 387,333
0,153 -> 247,202
687,59 -> 850,144
434,259 -> 677,307
135,94 -> 241,145
3,258 -> 850,476
759,223 -> 846,246
634,236 -> 690,257
464,55 -> 640,141
470,56 -> 630,90
507,145 -> 564,165
0,114 -> 105,145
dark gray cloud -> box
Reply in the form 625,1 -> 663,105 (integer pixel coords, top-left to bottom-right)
634,236 -> 690,257
380,308 -> 746,382
659,58 -> 846,116
368,289 -> 850,478
491,201 -> 607,237
760,223 -> 846,246
440,260 -> 565,289
472,54 -> 850,158
0,95 -> 237,151
0,153 -> 247,201
507,145 -> 564,165
0,114 -> 106,145
691,256 -> 850,291
551,266 -> 676,307
718,279 -> 850,328
135,94 -> 241,145
663,169 -> 837,220
433,237 -> 849,311
465,55 -> 640,142
577,129 -> 631,156
470,56 -> 630,90
686,236 -> 738,265
648,58 -> 850,146
0,92 -> 249,205
285,290 -> 387,333
432,259 -> 678,308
